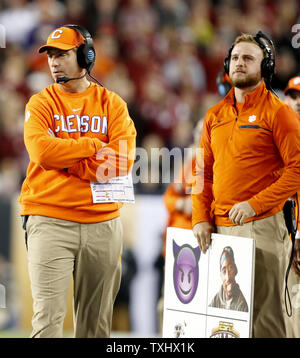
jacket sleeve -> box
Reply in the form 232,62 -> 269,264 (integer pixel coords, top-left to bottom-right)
68,95 -> 136,182
24,97 -> 103,170
249,105 -> 300,214
192,114 -> 214,227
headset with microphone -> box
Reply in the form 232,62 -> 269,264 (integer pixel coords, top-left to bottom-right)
56,72 -> 88,84
223,30 -> 276,90
55,24 -> 101,85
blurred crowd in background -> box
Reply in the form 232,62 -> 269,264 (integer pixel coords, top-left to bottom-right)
0,0 -> 300,334
0,0 -> 300,198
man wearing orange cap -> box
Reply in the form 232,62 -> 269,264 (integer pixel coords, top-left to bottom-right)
19,25 -> 136,338
284,76 -> 300,116
283,76 -> 300,337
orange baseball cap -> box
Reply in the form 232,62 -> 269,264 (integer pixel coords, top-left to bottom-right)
38,26 -> 85,53
284,76 -> 300,95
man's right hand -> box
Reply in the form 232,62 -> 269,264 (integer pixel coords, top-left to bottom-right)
192,222 -> 214,254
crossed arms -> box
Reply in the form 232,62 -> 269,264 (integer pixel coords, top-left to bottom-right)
24,102 -> 136,182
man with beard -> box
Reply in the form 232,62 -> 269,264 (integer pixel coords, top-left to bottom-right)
192,32 -> 300,337
209,246 -> 248,312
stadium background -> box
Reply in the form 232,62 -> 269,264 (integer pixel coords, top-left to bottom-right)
0,0 -> 299,337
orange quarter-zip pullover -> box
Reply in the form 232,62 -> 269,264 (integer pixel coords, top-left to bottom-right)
192,81 -> 300,227
19,82 -> 136,223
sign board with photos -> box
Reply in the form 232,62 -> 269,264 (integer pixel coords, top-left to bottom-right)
162,228 -> 255,338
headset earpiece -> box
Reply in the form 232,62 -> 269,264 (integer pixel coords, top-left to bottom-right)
223,44 -> 233,75
64,24 -> 95,74
253,31 -> 275,82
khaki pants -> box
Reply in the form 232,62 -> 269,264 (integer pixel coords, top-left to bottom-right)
217,211 -> 292,338
26,215 -> 123,338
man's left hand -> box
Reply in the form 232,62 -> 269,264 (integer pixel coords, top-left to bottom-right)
229,201 -> 256,225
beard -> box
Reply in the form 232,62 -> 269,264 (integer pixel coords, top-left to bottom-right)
230,72 -> 261,89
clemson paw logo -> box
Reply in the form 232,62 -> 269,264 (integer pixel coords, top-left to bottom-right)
248,115 -> 256,122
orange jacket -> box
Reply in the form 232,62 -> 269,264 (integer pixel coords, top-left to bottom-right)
19,82 -> 136,223
192,81 -> 300,227
164,184 -> 192,230
162,156 -> 195,256
164,157 -> 195,229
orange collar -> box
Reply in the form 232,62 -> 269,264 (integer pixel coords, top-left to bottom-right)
224,81 -> 269,108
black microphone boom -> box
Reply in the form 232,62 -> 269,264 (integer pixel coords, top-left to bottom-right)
56,71 -> 88,84
56,76 -> 70,83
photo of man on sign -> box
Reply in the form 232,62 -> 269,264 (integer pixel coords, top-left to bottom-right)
209,246 -> 248,312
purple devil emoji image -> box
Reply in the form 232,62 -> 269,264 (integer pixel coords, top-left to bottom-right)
173,240 -> 201,304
